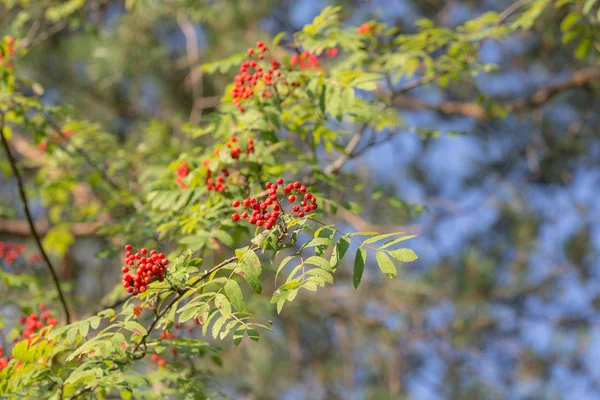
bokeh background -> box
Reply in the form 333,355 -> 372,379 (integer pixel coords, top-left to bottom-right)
1,1 -> 600,399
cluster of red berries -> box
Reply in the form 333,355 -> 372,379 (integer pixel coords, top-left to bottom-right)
357,23 -> 374,34
18,304 -> 58,342
1,36 -> 15,69
121,245 -> 169,294
0,241 -> 24,265
199,136 -> 255,192
38,128 -> 73,152
204,167 -> 229,192
231,41 -> 282,112
151,353 -> 167,367
0,345 -> 7,371
151,321 -> 204,367
231,178 -> 318,230
224,136 -> 254,159
176,161 -> 190,189
289,48 -> 338,70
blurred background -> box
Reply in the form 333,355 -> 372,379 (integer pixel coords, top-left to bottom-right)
1,0 -> 600,399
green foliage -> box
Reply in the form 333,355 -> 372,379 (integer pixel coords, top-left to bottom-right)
1,0 -> 595,398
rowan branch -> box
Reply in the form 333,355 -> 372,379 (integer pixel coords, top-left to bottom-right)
0,218 -> 101,236
0,114 -> 71,323
388,67 -> 600,119
177,14 -> 206,124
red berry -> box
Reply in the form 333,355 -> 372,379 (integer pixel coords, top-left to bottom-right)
125,244 -> 132,251
294,181 -> 301,189
232,200 -> 241,207
288,194 -> 296,202
140,248 -> 148,255
232,213 -> 241,221
297,211 -> 305,217
241,212 -> 249,219
151,354 -> 160,362
121,266 -> 129,273
277,177 -> 284,185
256,220 -> 264,226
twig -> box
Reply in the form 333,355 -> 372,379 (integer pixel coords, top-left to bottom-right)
177,14 -> 205,124
387,67 -> 600,119
0,113 -> 71,323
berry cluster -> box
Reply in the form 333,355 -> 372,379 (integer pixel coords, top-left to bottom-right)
357,23 -> 374,34
0,241 -> 24,265
121,245 -> 170,294
38,128 -> 74,152
176,161 -> 190,189
231,178 -> 318,230
1,36 -> 15,69
151,322 -> 203,367
0,345 -> 7,371
204,167 -> 229,192
151,353 -> 167,367
200,137 -> 255,192
290,48 -> 338,70
224,136 -> 254,159
231,41 -> 282,113
18,304 -> 58,342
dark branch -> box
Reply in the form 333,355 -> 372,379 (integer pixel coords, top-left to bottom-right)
0,114 -> 71,323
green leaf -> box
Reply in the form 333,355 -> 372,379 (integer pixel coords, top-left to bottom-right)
330,236 -> 350,270
560,13 -> 581,32
112,332 -> 127,356
362,232 -> 404,246
575,37 -> 591,59
247,328 -> 260,342
375,251 -> 396,278
387,248 -> 418,262
79,321 -> 89,338
124,320 -> 148,336
89,316 -> 101,329
303,256 -> 333,271
233,326 -> 245,346
379,235 -> 417,249
240,250 -> 262,277
215,293 -> 231,316
272,32 -> 287,46
224,280 -> 244,311
236,265 -> 262,294
212,315 -> 229,339
213,230 -> 234,247
305,268 -> 334,284
67,326 -> 78,344
319,84 -> 327,114
276,255 -> 295,282
583,0 -> 597,15
353,248 -> 366,289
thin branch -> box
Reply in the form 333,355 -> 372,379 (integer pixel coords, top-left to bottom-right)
0,218 -> 100,236
323,123 -> 368,175
388,67 -> 600,119
496,0 -> 534,26
177,14 -> 205,124
0,114 -> 71,323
